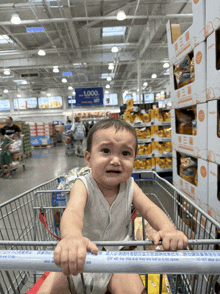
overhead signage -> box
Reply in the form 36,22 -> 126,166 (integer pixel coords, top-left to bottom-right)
68,96 -> 76,107
39,96 -> 62,108
104,93 -> 118,106
26,27 -> 45,33
62,72 -> 72,76
75,87 -> 103,106
13,98 -> 37,109
0,99 -> 10,111
144,94 -> 155,103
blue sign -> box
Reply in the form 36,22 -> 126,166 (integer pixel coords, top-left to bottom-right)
75,87 -> 103,106
62,72 -> 72,76
0,99 -> 10,111
26,27 -> 45,33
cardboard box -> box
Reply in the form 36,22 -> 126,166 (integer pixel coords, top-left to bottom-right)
206,0 -> 220,38
207,100 -> 220,164
208,162 -> 220,224
166,0 -> 206,65
173,149 -> 208,211
170,41 -> 207,108
30,136 -> 53,145
171,103 -> 207,160
207,31 -> 220,101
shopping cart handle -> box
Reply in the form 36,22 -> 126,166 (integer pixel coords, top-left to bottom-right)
1,250 -> 220,274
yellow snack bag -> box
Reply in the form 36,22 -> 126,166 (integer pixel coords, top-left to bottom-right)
164,127 -> 171,138
163,112 -> 171,122
150,109 -> 155,120
138,160 -> 146,169
163,142 -> 172,153
157,127 -> 164,137
135,129 -> 142,139
166,158 -> 173,169
155,109 -> 163,121
133,113 -> 142,123
153,142 -> 164,154
137,145 -> 145,155
134,160 -> 139,170
145,159 -> 152,169
144,143 -> 152,154
127,99 -> 133,108
141,112 -> 151,123
145,128 -> 151,139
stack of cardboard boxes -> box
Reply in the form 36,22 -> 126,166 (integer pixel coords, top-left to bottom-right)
28,123 -> 56,146
167,0 -> 220,228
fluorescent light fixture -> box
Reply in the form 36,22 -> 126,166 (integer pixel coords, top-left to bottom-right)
62,78 -> 67,83
103,27 -> 126,37
161,90 -> 165,95
163,62 -> 169,68
107,77 -> 112,81
3,89 -> 8,93
53,68 -> 59,73
106,84 -> 110,89
38,49 -> 46,56
0,35 -> 13,44
163,69 -> 169,76
105,90 -> 109,94
47,93 -> 51,96
143,82 -> 148,87
72,91 -> 76,96
117,11 -> 126,21
68,86 -> 73,90
111,46 -> 119,53
11,14 -> 21,25
151,73 -> 157,79
17,94 -> 21,97
22,80 -> 27,84
3,69 -> 10,75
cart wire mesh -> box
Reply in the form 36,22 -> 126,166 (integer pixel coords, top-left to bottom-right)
1,172 -> 220,294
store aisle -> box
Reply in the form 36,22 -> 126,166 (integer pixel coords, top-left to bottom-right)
0,142 -> 86,204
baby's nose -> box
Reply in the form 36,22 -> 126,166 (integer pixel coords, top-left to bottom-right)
110,156 -> 120,165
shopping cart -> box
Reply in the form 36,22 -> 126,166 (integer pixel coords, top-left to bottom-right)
1,172 -> 220,294
63,131 -> 76,156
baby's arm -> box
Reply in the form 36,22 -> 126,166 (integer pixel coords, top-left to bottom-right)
54,179 -> 98,276
132,182 -> 188,250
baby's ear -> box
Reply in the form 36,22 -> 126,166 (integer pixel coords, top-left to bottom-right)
84,151 -> 92,167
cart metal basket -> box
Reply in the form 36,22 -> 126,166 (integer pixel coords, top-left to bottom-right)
1,172 -> 220,294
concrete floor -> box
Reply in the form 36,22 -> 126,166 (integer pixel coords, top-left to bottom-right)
0,142 -> 87,204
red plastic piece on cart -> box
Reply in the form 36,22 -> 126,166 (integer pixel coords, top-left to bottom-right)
66,137 -> 71,144
131,208 -> 137,223
39,211 -> 61,240
26,272 -> 50,294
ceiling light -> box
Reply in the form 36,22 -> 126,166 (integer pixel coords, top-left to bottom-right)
22,80 -> 27,84
117,11 -> 126,21
47,93 -> 51,97
4,69 -> 10,75
106,84 -> 110,89
163,62 -> 169,68
17,94 -> 21,97
53,68 -> 59,73
107,77 -> 112,81
62,78 -> 67,83
72,91 -> 75,96
105,90 -> 109,94
108,64 -> 114,70
151,73 -> 157,79
161,90 -> 165,95
11,14 -> 21,25
111,46 -> 119,53
68,86 -> 73,90
143,82 -> 148,87
38,49 -> 46,56
3,89 -> 8,93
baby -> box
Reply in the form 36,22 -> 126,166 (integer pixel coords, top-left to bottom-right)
9,132 -> 22,164
38,118 -> 188,294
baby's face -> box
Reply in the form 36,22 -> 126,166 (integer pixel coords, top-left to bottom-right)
14,136 -> 19,140
85,126 -> 136,189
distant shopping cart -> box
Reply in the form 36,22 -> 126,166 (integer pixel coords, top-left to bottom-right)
1,172 -> 220,294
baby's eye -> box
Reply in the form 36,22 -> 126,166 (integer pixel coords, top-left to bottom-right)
122,150 -> 131,156
101,148 -> 110,154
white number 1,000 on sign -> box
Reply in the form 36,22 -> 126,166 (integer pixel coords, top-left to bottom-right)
83,90 -> 99,97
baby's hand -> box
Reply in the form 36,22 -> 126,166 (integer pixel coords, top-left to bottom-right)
54,236 -> 99,276
153,230 -> 188,251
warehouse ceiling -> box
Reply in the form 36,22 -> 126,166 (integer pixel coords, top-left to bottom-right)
0,0 -> 193,99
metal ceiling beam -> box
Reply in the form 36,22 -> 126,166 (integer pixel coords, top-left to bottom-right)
0,14 -> 193,26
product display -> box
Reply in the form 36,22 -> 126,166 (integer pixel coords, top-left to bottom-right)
174,54 -> 195,89
179,155 -> 197,185
175,106 -> 197,135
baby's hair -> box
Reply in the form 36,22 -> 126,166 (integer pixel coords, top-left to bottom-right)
14,132 -> 20,138
86,118 -> 138,155
0,128 -> 6,136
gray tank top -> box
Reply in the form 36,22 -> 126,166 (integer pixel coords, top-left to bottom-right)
78,172 -> 134,251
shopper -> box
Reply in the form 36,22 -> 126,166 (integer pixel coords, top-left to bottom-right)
0,128 -> 13,178
65,119 -> 72,132
70,117 -> 85,157
3,116 -> 21,138
9,132 -> 22,166
37,118 -> 188,294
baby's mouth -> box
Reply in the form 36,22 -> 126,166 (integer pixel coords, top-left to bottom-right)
106,170 -> 121,173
